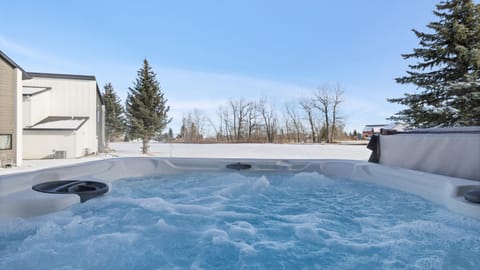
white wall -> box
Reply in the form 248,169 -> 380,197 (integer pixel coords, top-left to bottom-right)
22,96 -> 30,128
74,123 -> 88,156
23,77 -> 99,155
23,130 -> 77,159
22,90 -> 51,127
14,69 -> 22,166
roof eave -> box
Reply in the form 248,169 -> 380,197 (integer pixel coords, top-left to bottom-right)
0,50 -> 32,80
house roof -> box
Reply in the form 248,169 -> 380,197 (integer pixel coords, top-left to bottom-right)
28,72 -> 105,105
24,116 -> 89,131
0,50 -> 32,80
0,51 -> 105,105
28,72 -> 96,81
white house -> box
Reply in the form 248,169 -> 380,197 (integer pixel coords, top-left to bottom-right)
0,50 -> 105,164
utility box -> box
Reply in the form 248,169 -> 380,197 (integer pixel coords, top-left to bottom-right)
54,150 -> 67,159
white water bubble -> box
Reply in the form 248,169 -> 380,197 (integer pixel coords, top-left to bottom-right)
228,221 -> 257,239
156,218 -> 176,231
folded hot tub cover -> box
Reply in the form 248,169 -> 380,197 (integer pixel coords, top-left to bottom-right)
367,126 -> 480,181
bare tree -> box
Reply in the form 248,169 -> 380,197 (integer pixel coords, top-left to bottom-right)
229,98 -> 250,141
330,84 -> 344,143
179,89 -> 345,144
179,112 -> 205,143
246,101 -> 258,141
207,115 -> 219,141
217,105 -> 233,141
285,102 -> 304,143
299,99 -> 318,143
192,109 -> 208,139
314,88 -> 331,143
258,98 -> 277,143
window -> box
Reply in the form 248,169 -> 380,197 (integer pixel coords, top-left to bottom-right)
0,134 -> 12,150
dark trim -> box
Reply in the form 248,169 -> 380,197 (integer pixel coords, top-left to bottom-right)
365,124 -> 389,127
0,134 -> 13,150
0,50 -> 32,80
381,127 -> 480,135
28,72 -> 96,81
22,86 -> 52,97
24,116 -> 90,131
96,83 -> 105,105
24,128 -> 78,132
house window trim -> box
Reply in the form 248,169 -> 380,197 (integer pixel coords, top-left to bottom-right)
0,134 -> 13,150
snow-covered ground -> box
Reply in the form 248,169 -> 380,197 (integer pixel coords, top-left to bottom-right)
0,142 -> 371,175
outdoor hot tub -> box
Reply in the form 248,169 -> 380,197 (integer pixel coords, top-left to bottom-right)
1,157 -> 479,269
1,157 -> 479,219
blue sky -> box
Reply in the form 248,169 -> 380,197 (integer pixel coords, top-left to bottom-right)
1,0 -> 440,134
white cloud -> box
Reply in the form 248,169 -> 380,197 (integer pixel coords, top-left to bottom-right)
341,92 -> 405,131
153,67 -> 318,134
157,67 -> 313,100
1,37 -> 402,134
168,99 -> 228,111
0,36 -> 76,71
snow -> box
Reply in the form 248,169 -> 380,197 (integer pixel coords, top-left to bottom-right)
111,142 -> 370,159
0,142 -> 371,175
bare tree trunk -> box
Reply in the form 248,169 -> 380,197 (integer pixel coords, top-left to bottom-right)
229,98 -> 250,142
246,102 -> 257,142
330,84 -> 344,143
314,88 -> 331,143
258,98 -> 277,143
300,99 -> 317,143
285,102 -> 304,143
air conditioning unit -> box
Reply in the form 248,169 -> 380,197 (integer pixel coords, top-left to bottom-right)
54,150 -> 67,159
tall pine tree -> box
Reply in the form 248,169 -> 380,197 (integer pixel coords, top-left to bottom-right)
388,0 -> 480,127
126,59 -> 170,154
103,82 -> 126,149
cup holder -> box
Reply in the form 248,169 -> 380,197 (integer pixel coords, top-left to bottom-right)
33,180 -> 108,203
464,189 -> 480,203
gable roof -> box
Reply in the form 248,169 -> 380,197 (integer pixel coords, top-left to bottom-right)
0,50 -> 32,80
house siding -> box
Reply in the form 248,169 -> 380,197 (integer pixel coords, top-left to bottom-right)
23,90 -> 51,127
23,77 -> 99,158
0,58 -> 16,164
23,130 -> 77,159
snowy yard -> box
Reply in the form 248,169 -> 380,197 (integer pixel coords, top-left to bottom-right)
0,142 -> 371,175
111,142 -> 370,159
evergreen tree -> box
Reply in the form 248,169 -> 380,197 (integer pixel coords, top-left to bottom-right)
103,82 -> 125,149
126,59 -> 171,154
388,0 -> 480,127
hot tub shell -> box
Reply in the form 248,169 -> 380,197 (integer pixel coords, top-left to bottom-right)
0,157 -> 479,219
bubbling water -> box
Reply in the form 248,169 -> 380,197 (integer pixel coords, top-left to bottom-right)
1,172 -> 479,270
